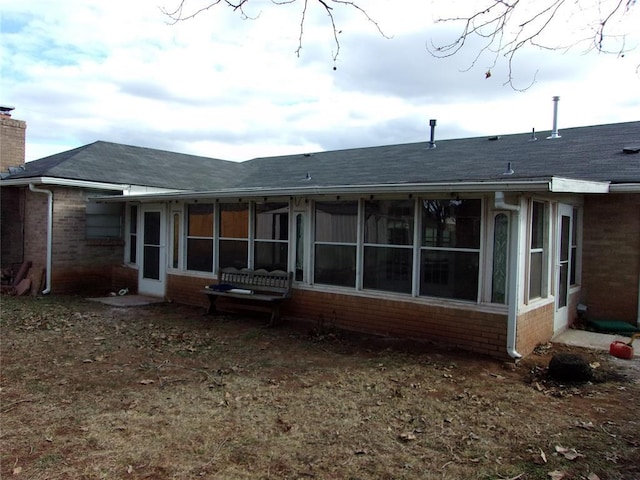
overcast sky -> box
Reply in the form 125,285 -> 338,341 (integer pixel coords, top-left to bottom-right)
2,0 -> 639,162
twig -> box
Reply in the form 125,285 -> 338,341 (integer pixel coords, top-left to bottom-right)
0,399 -> 35,414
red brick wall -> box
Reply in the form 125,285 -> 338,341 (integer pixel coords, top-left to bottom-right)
0,115 -> 26,173
112,265 -> 138,293
22,187 -> 124,294
0,187 -> 25,268
516,302 -> 554,355
582,194 -> 640,323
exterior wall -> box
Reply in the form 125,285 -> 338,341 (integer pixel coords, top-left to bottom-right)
0,115 -> 26,173
112,264 -> 138,293
516,302 -> 554,355
21,186 -> 125,294
0,187 -> 25,268
582,193 -> 640,323
165,273 -> 512,358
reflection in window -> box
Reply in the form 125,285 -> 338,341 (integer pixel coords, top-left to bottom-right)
219,203 -> 248,269
314,201 -> 357,287
363,200 -> 414,294
420,199 -> 481,301
529,201 -> 546,299
254,202 -> 288,271
186,203 -> 214,272
128,205 -> 137,264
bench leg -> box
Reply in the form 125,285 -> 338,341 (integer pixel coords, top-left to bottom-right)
269,303 -> 282,327
206,296 -> 219,316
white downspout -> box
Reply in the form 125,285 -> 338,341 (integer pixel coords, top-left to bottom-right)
28,184 -> 52,294
495,191 -> 522,359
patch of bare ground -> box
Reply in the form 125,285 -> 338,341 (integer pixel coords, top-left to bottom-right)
1,295 -> 638,479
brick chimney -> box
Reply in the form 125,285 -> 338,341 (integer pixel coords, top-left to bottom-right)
0,106 -> 27,173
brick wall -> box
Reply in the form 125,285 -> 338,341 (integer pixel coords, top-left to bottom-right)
0,188 -> 25,268
167,273 -> 512,358
582,193 -> 640,323
516,302 -> 554,355
0,115 -> 26,173
23,186 -> 125,294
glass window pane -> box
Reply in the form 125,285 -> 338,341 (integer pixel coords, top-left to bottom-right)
144,212 -> 160,245
188,204 -> 213,237
186,238 -> 213,272
254,242 -> 288,271
256,202 -> 288,240
420,250 -> 479,301
129,236 -> 137,264
364,200 -> 414,245
315,201 -> 358,243
143,246 -> 160,280
172,213 -> 180,269
531,201 -> 544,249
219,239 -> 248,269
363,246 -> 412,294
529,251 -> 543,299
492,214 -> 509,304
220,203 -> 249,238
314,244 -> 356,287
421,199 -> 480,248
129,205 -> 138,234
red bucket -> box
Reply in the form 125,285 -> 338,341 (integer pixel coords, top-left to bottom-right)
610,341 -> 634,360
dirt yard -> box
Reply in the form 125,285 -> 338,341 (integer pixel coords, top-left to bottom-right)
1,295 -> 638,480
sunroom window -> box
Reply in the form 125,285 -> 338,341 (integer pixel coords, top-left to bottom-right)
363,199 -> 414,294
314,201 -> 358,287
186,203 -> 214,272
219,203 -> 249,269
420,199 -> 481,301
254,202 -> 288,271
528,200 -> 546,299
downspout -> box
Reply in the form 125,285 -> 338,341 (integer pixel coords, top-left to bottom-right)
495,191 -> 522,359
28,184 -> 52,294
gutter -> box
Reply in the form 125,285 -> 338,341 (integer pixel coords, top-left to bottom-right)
28,184 -> 52,294
495,192 -> 522,359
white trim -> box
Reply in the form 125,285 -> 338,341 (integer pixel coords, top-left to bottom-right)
549,178 -> 609,193
4,176 -> 131,191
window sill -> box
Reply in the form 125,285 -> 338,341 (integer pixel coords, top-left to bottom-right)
86,239 -> 125,247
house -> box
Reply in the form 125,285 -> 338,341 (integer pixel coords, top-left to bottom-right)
2,107 -> 639,359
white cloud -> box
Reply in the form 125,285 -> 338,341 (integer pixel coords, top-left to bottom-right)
0,0 -> 638,163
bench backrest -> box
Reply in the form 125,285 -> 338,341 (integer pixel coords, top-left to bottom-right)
218,268 -> 293,297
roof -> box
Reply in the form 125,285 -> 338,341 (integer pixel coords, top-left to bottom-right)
2,141 -> 244,191
2,122 -> 638,193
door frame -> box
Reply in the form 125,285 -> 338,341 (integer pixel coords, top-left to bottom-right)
138,203 -> 167,297
554,203 -> 573,333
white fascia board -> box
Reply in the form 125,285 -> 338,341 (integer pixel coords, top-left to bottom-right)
93,180 -> 556,203
549,177 -> 610,193
0,176 -> 131,191
609,183 -> 640,193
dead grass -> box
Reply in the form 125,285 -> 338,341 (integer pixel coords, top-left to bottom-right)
1,295 -> 639,479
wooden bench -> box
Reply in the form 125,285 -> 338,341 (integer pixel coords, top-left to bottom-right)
201,268 -> 293,325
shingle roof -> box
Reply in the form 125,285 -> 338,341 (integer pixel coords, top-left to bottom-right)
3,121 -> 639,192
240,121 -> 640,189
4,141 -> 244,190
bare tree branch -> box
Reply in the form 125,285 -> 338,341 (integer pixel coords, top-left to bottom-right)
162,0 -> 390,67
429,0 -> 638,89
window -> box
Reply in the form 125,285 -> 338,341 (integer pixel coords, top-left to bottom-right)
86,202 -> 123,240
186,203 -> 214,272
420,199 -> 481,301
254,202 -> 288,271
570,207 -> 578,286
128,205 -> 138,263
491,213 -> 509,304
314,201 -> 358,287
363,199 -> 414,294
171,212 -> 181,269
219,203 -> 249,269
528,200 -> 546,299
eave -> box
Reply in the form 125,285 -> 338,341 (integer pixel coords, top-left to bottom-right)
92,176 -> 611,203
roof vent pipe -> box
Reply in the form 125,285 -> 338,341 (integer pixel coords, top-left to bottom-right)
546,96 -> 561,139
428,119 -> 437,149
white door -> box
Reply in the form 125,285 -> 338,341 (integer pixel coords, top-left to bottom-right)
138,204 -> 166,297
554,204 -> 573,333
